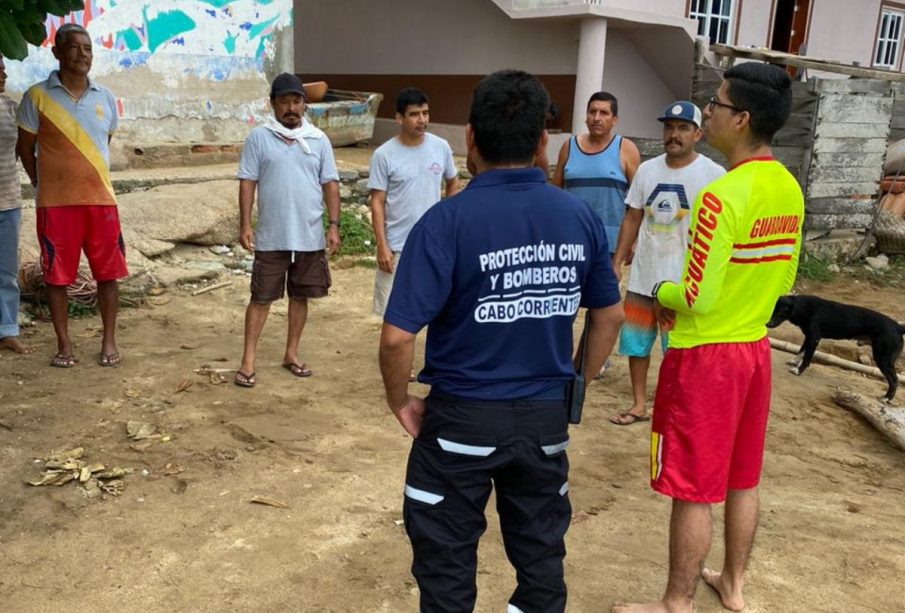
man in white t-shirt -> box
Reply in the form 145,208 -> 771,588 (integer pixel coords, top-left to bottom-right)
369,87 -> 458,318
609,101 -> 725,425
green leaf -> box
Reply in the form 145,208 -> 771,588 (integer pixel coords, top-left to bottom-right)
6,0 -> 25,12
14,7 -> 45,25
39,0 -> 70,17
20,21 -> 47,46
65,0 -> 86,11
0,10 -> 29,60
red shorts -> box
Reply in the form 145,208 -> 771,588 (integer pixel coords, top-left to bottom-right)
650,338 -> 772,503
37,206 -> 128,286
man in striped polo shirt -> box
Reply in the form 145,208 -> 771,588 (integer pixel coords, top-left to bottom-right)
17,24 -> 127,369
614,63 -> 804,613
0,54 -> 34,355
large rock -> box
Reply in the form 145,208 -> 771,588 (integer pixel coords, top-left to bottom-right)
118,180 -> 239,252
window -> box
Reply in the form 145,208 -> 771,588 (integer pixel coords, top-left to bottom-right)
689,0 -> 735,45
875,8 -> 904,69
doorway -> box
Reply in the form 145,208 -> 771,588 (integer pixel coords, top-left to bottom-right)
770,0 -> 811,55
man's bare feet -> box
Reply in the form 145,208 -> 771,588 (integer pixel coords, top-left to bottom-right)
701,567 -> 744,611
612,600 -> 692,613
0,336 -> 35,354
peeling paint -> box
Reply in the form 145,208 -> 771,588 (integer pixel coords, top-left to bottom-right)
6,1 -> 293,93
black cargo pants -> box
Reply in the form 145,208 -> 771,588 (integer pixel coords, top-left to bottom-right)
402,394 -> 572,613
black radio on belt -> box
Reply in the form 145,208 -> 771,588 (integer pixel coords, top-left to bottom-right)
566,316 -> 590,425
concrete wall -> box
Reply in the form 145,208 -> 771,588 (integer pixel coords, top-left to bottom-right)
296,0 -> 578,75
735,0 -> 774,48
5,0 -> 293,145
601,30 -> 681,139
806,0 -> 881,68
297,0 -> 686,143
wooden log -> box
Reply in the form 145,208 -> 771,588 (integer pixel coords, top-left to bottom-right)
191,281 -> 233,296
831,388 -> 905,451
769,338 -> 905,383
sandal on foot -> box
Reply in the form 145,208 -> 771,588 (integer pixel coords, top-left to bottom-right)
282,362 -> 313,378
50,353 -> 78,368
234,371 -> 256,388
609,411 -> 650,426
98,352 -> 122,367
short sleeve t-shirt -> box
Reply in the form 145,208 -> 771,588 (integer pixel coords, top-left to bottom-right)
16,71 -> 118,208
656,158 -> 804,348
0,95 -> 20,211
367,132 -> 457,252
237,124 -> 339,252
625,153 -> 725,296
384,167 -> 621,400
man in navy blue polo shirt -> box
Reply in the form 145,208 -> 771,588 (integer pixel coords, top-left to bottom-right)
379,69 -> 625,613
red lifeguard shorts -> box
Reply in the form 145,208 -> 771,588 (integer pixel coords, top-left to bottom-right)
37,206 -> 128,286
650,338 -> 772,503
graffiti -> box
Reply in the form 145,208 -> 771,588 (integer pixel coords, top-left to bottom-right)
5,0 -> 293,93
42,0 -> 292,60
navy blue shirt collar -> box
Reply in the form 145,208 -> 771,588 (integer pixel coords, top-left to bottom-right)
466,166 -> 547,189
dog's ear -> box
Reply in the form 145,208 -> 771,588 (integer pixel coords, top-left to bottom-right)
785,295 -> 799,318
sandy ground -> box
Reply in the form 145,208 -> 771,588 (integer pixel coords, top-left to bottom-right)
1,263 -> 904,613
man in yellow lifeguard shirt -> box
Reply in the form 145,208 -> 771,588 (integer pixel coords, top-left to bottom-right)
17,24 -> 127,369
614,63 -> 803,613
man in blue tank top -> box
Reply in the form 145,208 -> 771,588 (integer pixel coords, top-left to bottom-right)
380,70 -> 624,613
552,92 -> 641,254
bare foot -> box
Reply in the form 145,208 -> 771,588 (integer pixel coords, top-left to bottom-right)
0,336 -> 35,354
701,567 -> 744,611
612,601 -> 691,613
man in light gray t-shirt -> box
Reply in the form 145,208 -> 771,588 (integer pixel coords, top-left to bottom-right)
369,87 -> 458,318
233,73 -> 341,388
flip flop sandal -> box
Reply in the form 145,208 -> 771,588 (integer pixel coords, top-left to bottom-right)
98,353 -> 122,367
609,412 -> 651,426
282,362 -> 313,378
50,353 -> 78,368
234,371 -> 256,388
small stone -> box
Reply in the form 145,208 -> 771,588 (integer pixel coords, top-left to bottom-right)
828,264 -> 840,273
339,184 -> 352,200
339,169 -> 358,181
209,245 -> 230,255
865,254 -> 889,271
354,178 -> 370,194
358,169 -> 369,178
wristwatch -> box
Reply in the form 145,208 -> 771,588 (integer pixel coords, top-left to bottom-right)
651,280 -> 666,300
328,219 -> 341,228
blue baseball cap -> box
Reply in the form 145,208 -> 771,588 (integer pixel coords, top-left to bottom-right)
658,101 -> 702,127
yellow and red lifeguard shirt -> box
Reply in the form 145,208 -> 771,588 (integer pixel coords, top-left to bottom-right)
655,157 -> 804,348
16,71 -> 118,208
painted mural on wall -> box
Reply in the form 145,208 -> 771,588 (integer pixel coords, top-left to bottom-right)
5,0 -> 293,93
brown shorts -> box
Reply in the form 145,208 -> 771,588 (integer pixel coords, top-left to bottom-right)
250,250 -> 331,303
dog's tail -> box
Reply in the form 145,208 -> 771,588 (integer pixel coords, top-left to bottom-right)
899,322 -> 905,335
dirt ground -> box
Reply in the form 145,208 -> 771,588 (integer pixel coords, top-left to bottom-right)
1,262 -> 904,613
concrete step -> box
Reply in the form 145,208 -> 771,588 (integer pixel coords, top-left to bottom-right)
115,143 -> 242,171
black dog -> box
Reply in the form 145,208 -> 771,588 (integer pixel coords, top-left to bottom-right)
767,295 -> 905,401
